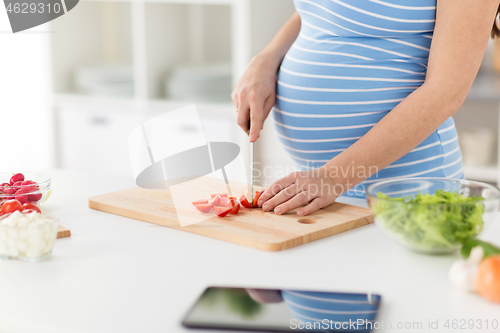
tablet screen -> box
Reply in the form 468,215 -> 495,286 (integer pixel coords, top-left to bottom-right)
182,287 -> 381,332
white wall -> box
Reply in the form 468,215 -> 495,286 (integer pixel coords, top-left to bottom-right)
0,10 -> 54,172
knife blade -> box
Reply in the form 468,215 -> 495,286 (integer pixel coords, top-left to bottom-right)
250,140 -> 254,205
248,120 -> 254,205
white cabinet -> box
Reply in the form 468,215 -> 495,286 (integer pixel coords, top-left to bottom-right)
58,106 -> 142,177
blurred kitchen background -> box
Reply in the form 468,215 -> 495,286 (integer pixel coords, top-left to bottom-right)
1,0 -> 500,186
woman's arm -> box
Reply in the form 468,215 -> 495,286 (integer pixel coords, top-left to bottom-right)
258,0 -> 500,216
254,12 -> 302,71
232,12 -> 301,142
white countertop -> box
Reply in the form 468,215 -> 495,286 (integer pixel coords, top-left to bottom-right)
1,169 -> 499,333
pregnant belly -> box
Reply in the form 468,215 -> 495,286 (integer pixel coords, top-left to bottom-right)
273,38 -> 463,190
276,35 -> 430,112
274,33 -> 431,161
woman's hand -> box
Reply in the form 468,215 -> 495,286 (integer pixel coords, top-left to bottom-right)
231,12 -> 300,141
257,167 -> 343,216
231,54 -> 279,142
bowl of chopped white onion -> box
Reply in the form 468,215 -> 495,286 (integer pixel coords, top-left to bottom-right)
0,211 -> 59,262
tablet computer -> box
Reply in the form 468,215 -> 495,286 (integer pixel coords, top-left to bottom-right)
182,287 -> 382,332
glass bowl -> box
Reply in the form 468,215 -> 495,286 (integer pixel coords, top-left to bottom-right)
0,172 -> 52,206
366,178 -> 500,254
0,211 -> 59,262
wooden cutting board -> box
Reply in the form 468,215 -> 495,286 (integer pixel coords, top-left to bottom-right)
57,225 -> 71,239
88,177 -> 374,251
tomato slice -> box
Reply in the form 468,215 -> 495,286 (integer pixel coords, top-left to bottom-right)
220,196 -> 229,207
194,204 -> 213,213
22,203 -> 41,214
192,199 -> 209,206
214,206 -> 231,217
225,198 -> 240,214
252,191 -> 262,208
210,194 -> 222,207
239,194 -> 252,208
210,193 -> 228,199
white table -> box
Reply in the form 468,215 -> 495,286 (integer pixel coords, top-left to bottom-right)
1,169 -> 499,333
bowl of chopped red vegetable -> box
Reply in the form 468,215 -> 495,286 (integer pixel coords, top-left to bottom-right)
0,172 -> 51,215
366,178 -> 500,254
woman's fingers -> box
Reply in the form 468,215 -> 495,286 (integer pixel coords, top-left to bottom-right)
248,97 -> 265,142
297,197 -> 324,216
257,167 -> 338,216
236,99 -> 251,133
274,191 -> 312,215
258,172 -> 298,205
235,92 -> 270,139
261,183 -> 300,212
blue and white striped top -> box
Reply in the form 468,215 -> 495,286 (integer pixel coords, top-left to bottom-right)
273,0 -> 464,198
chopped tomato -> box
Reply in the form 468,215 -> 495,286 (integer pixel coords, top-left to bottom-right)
214,206 -> 231,217
192,199 -> 209,206
220,197 -> 229,207
252,191 -> 263,208
194,204 -> 213,213
210,194 -> 222,207
22,203 -> 41,214
239,194 -> 252,208
210,193 -> 228,199
225,198 -> 240,214
1,199 -> 23,215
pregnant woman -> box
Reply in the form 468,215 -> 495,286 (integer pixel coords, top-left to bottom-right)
232,0 -> 500,216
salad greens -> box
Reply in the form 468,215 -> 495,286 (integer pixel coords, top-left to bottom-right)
371,190 -> 485,251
